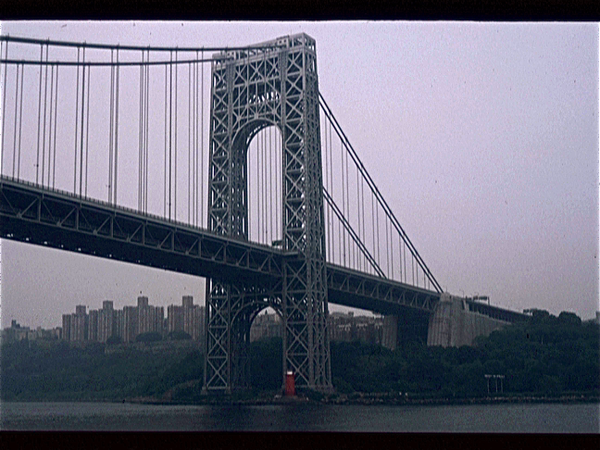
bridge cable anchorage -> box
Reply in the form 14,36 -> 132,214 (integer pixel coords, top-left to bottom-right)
318,93 -> 442,293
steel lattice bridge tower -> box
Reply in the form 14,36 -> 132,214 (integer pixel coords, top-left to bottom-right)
0,33 -> 529,396
205,34 -> 331,392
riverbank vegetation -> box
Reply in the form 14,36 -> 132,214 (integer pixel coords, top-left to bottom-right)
1,310 -> 598,402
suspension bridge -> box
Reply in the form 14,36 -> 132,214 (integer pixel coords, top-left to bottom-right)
0,33 -> 527,394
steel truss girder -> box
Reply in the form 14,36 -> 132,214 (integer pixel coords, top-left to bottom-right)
326,265 -> 441,315
205,33 -> 332,393
0,176 -> 282,284
465,299 -> 528,323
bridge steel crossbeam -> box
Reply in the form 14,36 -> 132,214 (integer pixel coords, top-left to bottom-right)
0,176 -> 282,284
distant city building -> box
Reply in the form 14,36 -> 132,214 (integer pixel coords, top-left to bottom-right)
88,310 -> 99,342
167,296 -> 204,342
98,301 -> 115,343
248,311 -> 383,345
328,312 -> 383,345
62,314 -> 72,341
250,311 -> 282,341
2,320 -> 61,344
59,295 -> 201,345
71,305 -> 88,342
122,306 -> 138,343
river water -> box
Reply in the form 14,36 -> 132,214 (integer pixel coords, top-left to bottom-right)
1,401 -> 598,432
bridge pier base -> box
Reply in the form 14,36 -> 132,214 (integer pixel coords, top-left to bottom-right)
382,316 -> 398,351
427,293 -> 511,347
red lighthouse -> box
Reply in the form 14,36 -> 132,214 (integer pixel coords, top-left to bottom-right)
285,371 -> 296,396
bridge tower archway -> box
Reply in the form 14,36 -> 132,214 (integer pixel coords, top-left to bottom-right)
204,34 -> 332,394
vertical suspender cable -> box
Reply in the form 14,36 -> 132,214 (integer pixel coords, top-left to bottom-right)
328,121 -> 334,262
0,40 -> 6,175
41,45 -> 49,186
256,127 -> 261,242
164,62 -> 168,217
109,50 -> 114,202
259,132 -> 263,242
144,49 -> 150,213
195,52 -> 199,226
36,44 -> 43,184
344,140 -> 351,267
17,63 -> 24,179
356,156 -> 361,270
113,49 -> 119,203
169,51 -> 173,220
323,118 -> 328,260
73,47 -> 80,193
138,51 -> 143,211
376,200 -> 380,270
11,62 -> 19,177
79,46 -> 86,196
85,64 -> 91,197
192,55 -> 196,225
46,64 -> 54,186
385,217 -> 390,277
188,61 -> 191,223
52,65 -> 58,188
269,126 -> 273,242
174,50 -> 178,220
261,133 -> 269,244
340,141 -> 345,266
371,191 -> 376,275
200,51 -> 204,227
389,217 -> 394,279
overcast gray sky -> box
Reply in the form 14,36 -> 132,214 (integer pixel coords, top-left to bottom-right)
1,21 -> 598,329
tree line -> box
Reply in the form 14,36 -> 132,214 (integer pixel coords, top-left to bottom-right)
1,309 -> 598,401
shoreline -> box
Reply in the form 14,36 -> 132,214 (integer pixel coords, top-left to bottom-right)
4,393 -> 598,407
116,392 -> 600,407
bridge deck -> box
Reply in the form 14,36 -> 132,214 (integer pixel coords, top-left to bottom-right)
0,176 -> 525,322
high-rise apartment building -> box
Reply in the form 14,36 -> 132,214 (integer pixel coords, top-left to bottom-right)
62,314 -> 72,341
60,296 -> 199,344
70,305 -> 88,342
167,296 -> 204,342
98,301 -> 115,343
88,310 -> 99,342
